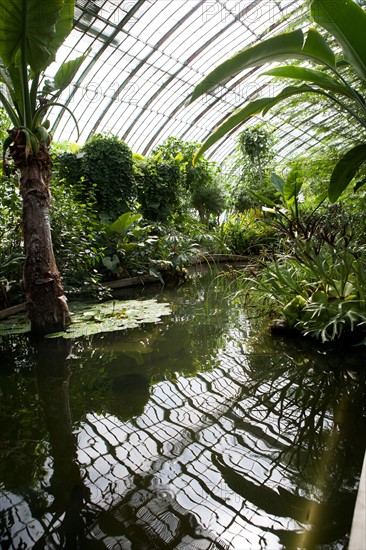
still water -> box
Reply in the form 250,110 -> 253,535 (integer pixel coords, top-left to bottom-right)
1,274 -> 365,549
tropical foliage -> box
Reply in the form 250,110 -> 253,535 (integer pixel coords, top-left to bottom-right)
153,137 -> 227,224
134,153 -> 182,221
247,219 -> 366,343
189,0 -> 366,202
224,152 -> 366,343
219,210 -> 275,255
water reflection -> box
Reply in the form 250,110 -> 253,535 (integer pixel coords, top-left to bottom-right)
0,277 -> 366,548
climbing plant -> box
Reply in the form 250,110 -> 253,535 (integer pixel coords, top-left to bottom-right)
134,154 -> 182,221
81,134 -> 136,220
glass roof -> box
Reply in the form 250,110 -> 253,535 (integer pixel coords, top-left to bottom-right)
44,0 -> 357,162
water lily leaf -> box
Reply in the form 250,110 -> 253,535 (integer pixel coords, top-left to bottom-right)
47,299 -> 171,339
0,299 -> 171,338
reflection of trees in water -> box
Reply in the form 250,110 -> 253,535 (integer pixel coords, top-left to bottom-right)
1,281 -> 366,548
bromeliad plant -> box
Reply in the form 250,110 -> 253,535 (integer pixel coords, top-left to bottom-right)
189,0 -> 366,203
0,0 -> 87,334
251,231 -> 366,343
241,167 -> 366,343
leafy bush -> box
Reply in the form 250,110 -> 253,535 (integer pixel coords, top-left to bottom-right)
134,155 -> 182,221
191,181 -> 226,225
222,125 -> 278,212
245,206 -> 366,343
152,136 -> 227,222
253,241 -> 366,343
53,151 -> 81,187
99,213 -> 198,281
81,134 -> 136,220
50,182 -> 105,297
220,210 -> 275,255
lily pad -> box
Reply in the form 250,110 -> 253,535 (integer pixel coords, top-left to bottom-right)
0,313 -> 30,336
0,299 -> 171,338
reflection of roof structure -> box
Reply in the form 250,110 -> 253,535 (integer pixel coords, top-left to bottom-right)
1,328 -> 355,548
45,0 -> 358,163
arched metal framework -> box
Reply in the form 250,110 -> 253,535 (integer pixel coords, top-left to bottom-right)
46,0 -> 357,163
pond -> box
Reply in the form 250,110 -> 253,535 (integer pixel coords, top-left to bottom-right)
0,273 -> 366,549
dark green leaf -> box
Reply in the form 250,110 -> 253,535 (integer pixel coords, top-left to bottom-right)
329,143 -> 366,202
189,28 -> 336,104
189,30 -> 305,103
302,28 -> 335,67
193,98 -> 271,162
284,166 -> 303,202
0,0 -> 65,72
48,0 -> 75,64
194,85 -> 319,161
271,173 -> 285,195
354,176 -> 366,192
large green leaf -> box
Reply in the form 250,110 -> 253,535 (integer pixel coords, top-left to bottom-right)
283,166 -> 303,203
193,98 -> 271,161
44,51 -> 89,96
262,66 -> 354,99
271,173 -> 285,195
0,0 -> 65,72
193,85 -> 319,161
301,28 -> 335,67
109,212 -> 142,234
189,29 -> 335,104
328,143 -> 366,202
190,30 -> 304,103
311,0 -> 366,81
47,0 -> 76,64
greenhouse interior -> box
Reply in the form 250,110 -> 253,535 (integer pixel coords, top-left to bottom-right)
1,0 -> 366,548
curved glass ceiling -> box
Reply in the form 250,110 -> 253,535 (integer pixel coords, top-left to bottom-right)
45,0 -> 357,162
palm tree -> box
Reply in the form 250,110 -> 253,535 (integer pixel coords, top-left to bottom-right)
0,0 -> 87,335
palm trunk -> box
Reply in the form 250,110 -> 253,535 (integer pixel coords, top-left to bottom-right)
10,129 -> 71,335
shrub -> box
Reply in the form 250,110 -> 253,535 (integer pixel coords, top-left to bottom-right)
53,151 -> 81,187
220,210 -> 275,255
152,136 -> 227,221
81,134 -> 136,220
50,182 -> 105,297
190,179 -> 226,225
245,207 -> 366,343
134,156 -> 182,221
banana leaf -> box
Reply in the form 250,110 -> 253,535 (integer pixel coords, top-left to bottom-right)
194,85 -> 321,161
189,29 -> 335,103
261,66 -> 355,99
311,0 -> 366,81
